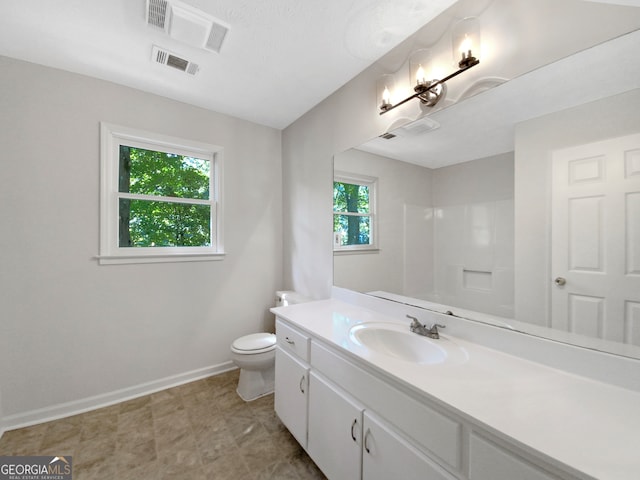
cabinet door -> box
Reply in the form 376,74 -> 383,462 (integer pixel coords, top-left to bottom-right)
469,433 -> 562,480
363,412 -> 457,480
274,346 -> 309,448
308,372 -> 363,480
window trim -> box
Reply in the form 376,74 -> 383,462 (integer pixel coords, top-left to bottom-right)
333,171 -> 378,253
98,122 -> 224,265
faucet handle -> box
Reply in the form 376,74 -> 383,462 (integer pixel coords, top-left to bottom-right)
427,324 -> 446,340
427,323 -> 446,339
407,315 -> 422,332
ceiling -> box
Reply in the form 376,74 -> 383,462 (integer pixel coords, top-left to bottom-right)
3,1 -> 640,131
0,0 -> 462,129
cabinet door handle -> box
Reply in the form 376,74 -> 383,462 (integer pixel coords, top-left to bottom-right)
351,418 -> 357,441
364,428 -> 372,454
285,336 -> 295,345
299,375 -> 305,394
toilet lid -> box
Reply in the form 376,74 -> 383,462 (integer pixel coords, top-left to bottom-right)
232,333 -> 276,352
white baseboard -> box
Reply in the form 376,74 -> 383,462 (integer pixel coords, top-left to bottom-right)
2,361 -> 237,432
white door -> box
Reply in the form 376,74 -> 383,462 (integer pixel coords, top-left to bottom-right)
551,133 -> 640,344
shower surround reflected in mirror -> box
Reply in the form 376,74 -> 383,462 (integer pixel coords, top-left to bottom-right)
334,149 -> 514,319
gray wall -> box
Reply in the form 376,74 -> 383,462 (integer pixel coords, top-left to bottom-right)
333,149 -> 434,295
281,45 -> 399,300
0,56 -> 283,424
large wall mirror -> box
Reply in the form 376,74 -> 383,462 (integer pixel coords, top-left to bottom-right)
334,5 -> 640,359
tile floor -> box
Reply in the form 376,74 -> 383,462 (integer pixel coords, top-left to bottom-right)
0,369 -> 326,479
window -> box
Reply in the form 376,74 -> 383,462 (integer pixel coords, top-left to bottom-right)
333,172 -> 377,252
99,123 -> 224,264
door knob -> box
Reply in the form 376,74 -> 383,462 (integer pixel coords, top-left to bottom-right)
554,277 -> 566,286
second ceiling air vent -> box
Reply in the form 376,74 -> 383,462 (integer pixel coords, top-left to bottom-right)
152,46 -> 199,75
145,0 -> 229,53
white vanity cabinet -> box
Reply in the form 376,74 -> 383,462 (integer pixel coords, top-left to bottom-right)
307,367 -> 456,480
274,314 -> 583,480
274,320 -> 310,448
310,340 -> 463,476
275,317 -> 462,479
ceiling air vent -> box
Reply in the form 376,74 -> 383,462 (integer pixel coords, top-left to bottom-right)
145,0 -> 229,53
205,21 -> 228,53
146,0 -> 168,29
152,46 -> 199,75
379,132 -> 396,140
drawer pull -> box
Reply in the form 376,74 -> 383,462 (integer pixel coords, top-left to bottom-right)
299,375 -> 306,394
285,336 -> 295,345
351,419 -> 357,441
364,428 -> 372,453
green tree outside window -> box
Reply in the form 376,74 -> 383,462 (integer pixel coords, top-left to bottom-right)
333,180 -> 372,247
118,146 -> 211,248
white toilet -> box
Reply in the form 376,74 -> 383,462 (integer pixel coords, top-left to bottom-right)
230,290 -> 309,401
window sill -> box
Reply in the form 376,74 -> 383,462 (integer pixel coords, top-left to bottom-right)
97,252 -> 226,265
333,248 -> 380,256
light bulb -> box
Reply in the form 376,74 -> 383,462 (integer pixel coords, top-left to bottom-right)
452,17 -> 480,68
416,65 -> 426,85
377,74 -> 395,111
460,35 -> 473,56
382,86 -> 391,104
410,49 -> 433,90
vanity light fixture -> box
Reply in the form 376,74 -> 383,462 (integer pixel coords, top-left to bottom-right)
379,17 -> 480,115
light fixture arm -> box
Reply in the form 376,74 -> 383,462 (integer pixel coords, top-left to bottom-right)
379,57 -> 479,115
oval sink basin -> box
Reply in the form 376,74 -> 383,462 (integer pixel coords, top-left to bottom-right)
349,322 -> 468,365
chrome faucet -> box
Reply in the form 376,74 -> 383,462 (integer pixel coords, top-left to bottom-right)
407,315 -> 445,339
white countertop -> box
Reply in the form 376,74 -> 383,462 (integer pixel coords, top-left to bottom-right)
272,298 -> 640,480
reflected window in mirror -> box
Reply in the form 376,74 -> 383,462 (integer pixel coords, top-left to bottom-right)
333,172 -> 377,252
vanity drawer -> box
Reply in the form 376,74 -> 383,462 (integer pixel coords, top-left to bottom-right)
276,318 -> 310,362
311,340 -> 462,473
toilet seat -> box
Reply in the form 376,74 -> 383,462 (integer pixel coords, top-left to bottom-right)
231,333 -> 276,354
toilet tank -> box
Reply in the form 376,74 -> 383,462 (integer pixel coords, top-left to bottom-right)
275,290 -> 311,307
